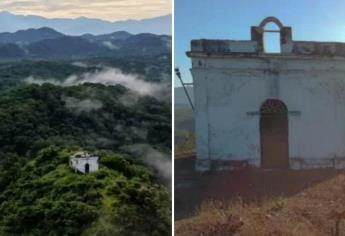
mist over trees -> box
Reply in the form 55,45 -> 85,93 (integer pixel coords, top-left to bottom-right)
0,50 -> 172,234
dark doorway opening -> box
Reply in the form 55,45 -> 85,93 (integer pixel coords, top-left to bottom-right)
85,163 -> 90,173
260,99 -> 289,169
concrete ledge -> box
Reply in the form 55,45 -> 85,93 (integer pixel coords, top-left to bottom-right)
189,39 -> 345,57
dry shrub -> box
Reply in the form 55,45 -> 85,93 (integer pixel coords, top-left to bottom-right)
176,174 -> 345,236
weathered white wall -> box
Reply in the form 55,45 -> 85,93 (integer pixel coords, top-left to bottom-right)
191,55 -> 345,171
70,157 -> 99,173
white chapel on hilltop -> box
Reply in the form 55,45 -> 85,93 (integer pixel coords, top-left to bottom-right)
69,151 -> 99,174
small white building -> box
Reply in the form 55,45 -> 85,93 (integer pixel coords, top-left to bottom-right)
70,151 -> 99,174
187,17 -> 345,171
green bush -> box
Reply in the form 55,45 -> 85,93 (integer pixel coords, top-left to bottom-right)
0,148 -> 171,235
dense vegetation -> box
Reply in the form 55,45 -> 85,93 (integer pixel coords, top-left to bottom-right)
0,57 -> 171,235
0,147 -> 170,235
0,83 -> 170,156
0,28 -> 171,60
0,56 -> 171,90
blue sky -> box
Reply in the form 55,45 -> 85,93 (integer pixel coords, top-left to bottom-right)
175,0 -> 345,86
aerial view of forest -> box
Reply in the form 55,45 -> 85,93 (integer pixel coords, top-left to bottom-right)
0,9 -> 171,236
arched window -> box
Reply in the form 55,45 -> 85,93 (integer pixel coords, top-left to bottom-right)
263,22 -> 281,53
259,17 -> 283,54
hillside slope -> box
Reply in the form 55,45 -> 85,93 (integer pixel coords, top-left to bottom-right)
0,147 -> 170,236
0,81 -> 171,235
176,171 -> 345,236
0,83 -> 171,156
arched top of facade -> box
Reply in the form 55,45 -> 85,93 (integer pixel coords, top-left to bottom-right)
251,17 -> 292,53
260,99 -> 287,114
259,16 -> 284,30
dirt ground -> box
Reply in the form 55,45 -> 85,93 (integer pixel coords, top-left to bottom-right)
175,155 -> 344,221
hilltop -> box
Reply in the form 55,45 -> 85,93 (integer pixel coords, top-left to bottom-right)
0,69 -> 171,235
0,147 -> 170,235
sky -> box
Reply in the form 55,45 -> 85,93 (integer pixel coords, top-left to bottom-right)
175,0 -> 345,86
0,0 -> 171,21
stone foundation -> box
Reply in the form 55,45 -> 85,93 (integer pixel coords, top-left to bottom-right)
195,159 -> 251,172
290,157 -> 345,170
195,158 -> 345,172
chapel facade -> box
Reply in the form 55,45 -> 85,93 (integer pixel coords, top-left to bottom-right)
187,17 -> 345,171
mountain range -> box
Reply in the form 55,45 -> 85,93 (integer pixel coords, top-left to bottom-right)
0,27 -> 171,60
0,11 -> 171,35
175,86 -> 194,106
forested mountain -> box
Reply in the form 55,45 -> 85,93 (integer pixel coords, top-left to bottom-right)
82,31 -> 132,41
0,67 -> 171,234
174,86 -> 194,106
0,11 -> 171,35
0,26 -> 172,234
0,28 -> 171,59
0,27 -> 64,44
0,148 -> 170,235
0,56 -> 171,90
0,43 -> 25,58
0,83 -> 171,156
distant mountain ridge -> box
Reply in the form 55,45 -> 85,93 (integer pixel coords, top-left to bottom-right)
175,86 -> 194,106
0,27 -> 64,45
0,11 -> 171,35
0,27 -> 171,60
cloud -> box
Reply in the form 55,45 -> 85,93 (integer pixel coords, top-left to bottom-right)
118,92 -> 140,107
62,96 -> 103,114
71,61 -> 88,68
121,144 -> 171,184
0,0 -> 171,21
25,67 -> 164,96
102,41 -> 119,50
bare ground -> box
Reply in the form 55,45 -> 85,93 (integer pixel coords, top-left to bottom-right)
175,155 -> 345,235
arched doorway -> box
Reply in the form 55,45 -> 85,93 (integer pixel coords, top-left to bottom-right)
260,99 -> 289,169
85,163 -> 90,173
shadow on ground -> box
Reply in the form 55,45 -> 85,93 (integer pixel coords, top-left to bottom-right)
175,155 -> 345,220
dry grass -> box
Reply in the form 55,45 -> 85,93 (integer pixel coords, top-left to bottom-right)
175,174 -> 345,236
174,132 -> 195,158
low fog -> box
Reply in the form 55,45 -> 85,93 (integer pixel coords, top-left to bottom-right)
25,66 -> 171,183
121,144 -> 172,187
25,67 -> 166,96
62,96 -> 103,114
